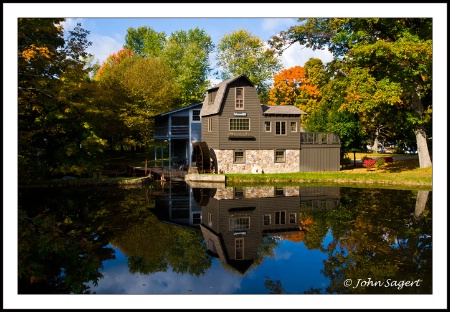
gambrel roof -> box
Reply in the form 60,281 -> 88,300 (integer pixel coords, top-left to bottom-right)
200,74 -> 254,117
200,74 -> 306,117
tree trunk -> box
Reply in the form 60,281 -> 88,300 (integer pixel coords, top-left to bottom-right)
411,87 -> 432,168
414,190 -> 429,218
415,128 -> 432,168
372,137 -> 378,153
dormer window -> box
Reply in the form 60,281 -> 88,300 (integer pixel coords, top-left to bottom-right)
208,91 -> 216,105
235,87 -> 244,110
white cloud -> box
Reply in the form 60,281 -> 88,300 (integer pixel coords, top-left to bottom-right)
261,18 -> 298,33
281,44 -> 334,68
61,18 -> 83,32
62,18 -> 123,65
87,34 -> 124,65
87,262 -> 243,295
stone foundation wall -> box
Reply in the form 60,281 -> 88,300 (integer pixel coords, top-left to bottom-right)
213,149 -> 300,174
213,186 -> 300,200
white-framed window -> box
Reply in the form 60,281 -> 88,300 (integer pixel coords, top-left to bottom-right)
235,87 -> 244,110
235,238 -> 244,260
234,150 -> 245,164
208,213 -> 213,226
263,214 -> 271,225
192,110 -> 201,122
275,121 -> 286,135
208,118 -> 212,132
275,211 -> 286,225
275,150 -> 285,163
264,121 -> 271,132
208,91 -> 216,104
289,213 -> 297,224
230,217 -> 250,230
230,118 -> 250,131
290,121 -> 297,132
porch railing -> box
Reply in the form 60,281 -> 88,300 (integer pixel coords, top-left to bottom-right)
155,125 -> 189,137
301,132 -> 340,145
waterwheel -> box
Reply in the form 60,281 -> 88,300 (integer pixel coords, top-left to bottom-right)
192,141 -> 211,173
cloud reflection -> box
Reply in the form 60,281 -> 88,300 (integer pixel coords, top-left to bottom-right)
89,259 -> 243,294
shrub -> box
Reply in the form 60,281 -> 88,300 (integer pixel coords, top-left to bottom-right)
363,158 -> 376,170
341,156 -> 352,166
375,157 -> 386,169
384,156 -> 394,163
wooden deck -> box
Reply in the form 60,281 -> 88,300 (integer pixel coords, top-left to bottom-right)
143,166 -> 187,182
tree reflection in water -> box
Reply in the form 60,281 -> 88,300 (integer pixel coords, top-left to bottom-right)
18,183 -> 432,294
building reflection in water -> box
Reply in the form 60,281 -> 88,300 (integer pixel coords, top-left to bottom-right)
153,182 -> 340,274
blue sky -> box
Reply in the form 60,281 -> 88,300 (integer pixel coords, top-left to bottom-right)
3,2 -> 448,310
60,16 -> 335,85
12,13 -> 339,89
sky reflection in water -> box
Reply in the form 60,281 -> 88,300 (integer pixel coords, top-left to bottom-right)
90,233 -> 332,294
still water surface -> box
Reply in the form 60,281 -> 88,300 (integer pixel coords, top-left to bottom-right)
18,182 -> 432,295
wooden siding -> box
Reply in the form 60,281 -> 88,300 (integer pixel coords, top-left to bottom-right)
201,115 -> 220,148
299,145 -> 341,171
217,81 -> 262,150
200,76 -> 303,151
259,115 -> 301,149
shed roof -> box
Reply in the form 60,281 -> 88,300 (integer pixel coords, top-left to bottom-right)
261,104 -> 307,116
153,102 -> 203,118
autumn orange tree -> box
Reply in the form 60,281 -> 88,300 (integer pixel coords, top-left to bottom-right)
270,18 -> 432,168
268,65 -> 320,115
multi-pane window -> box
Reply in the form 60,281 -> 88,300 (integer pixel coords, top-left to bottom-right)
208,118 -> 212,132
275,150 -> 285,163
263,214 -> 271,225
275,187 -> 284,196
234,150 -> 245,164
230,119 -> 250,131
264,121 -> 271,132
235,238 -> 244,260
275,211 -> 286,225
192,212 -> 201,225
235,87 -> 244,109
275,121 -> 286,135
230,217 -> 250,230
192,110 -> 201,122
289,213 -> 297,224
234,187 -> 244,198
290,121 -> 297,132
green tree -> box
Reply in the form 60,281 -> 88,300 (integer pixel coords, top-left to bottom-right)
124,26 -> 166,56
162,28 -> 215,106
18,19 -> 106,180
123,26 -> 214,106
96,53 -> 179,153
304,62 -> 366,153
270,18 -> 432,168
216,29 -> 283,104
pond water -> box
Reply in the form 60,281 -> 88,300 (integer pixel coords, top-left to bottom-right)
14,181 -> 440,308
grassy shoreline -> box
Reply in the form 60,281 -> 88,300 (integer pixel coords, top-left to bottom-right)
226,156 -> 432,190
225,170 -> 432,190
19,154 -> 432,190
